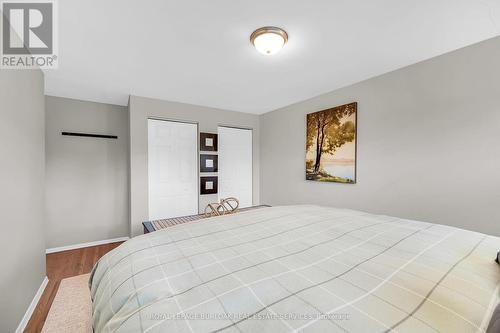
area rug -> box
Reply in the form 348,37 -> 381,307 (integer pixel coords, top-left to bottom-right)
41,273 -> 92,333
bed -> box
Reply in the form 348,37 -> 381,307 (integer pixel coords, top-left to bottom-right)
90,205 -> 500,332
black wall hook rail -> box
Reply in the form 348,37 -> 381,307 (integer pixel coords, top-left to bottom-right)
61,132 -> 118,139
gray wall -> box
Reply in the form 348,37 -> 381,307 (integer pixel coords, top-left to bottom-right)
45,96 -> 129,248
129,95 -> 260,236
0,70 -> 46,332
260,36 -> 500,236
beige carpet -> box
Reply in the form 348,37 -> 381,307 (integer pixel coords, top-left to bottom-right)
42,274 -> 92,333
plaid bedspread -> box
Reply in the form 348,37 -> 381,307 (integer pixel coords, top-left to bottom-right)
90,205 -> 500,333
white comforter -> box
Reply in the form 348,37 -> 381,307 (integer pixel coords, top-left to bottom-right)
90,205 -> 500,333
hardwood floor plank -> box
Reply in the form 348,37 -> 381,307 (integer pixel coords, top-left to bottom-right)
24,241 -> 124,333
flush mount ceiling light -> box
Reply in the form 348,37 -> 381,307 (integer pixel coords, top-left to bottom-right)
250,26 -> 288,55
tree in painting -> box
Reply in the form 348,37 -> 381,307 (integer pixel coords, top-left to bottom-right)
306,102 -> 357,183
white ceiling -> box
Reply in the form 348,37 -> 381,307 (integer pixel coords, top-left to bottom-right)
45,0 -> 500,114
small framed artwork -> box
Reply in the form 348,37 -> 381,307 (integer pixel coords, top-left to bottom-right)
200,176 -> 218,195
200,154 -> 218,172
200,133 -> 218,151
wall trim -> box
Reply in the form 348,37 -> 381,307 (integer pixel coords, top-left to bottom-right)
15,276 -> 49,333
45,237 -> 130,254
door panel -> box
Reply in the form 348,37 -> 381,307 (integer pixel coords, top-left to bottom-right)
148,119 -> 198,220
218,126 -> 253,208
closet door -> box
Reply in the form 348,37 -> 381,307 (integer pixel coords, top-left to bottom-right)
218,126 -> 253,208
148,119 -> 198,220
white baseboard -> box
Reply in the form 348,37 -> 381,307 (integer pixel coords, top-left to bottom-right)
45,236 -> 130,254
16,276 -> 49,333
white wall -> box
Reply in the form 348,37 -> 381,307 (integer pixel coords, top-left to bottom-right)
129,95 -> 260,236
260,36 -> 500,236
45,96 -> 129,248
0,69 -> 46,333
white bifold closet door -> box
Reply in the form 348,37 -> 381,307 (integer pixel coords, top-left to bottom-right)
218,126 -> 253,208
148,119 -> 198,220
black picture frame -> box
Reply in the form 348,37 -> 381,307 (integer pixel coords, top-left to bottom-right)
200,133 -> 218,151
200,176 -> 218,195
200,154 -> 218,172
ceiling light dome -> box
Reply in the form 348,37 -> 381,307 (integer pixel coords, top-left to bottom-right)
250,27 -> 288,55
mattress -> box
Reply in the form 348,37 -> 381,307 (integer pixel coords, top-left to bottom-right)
90,205 -> 500,333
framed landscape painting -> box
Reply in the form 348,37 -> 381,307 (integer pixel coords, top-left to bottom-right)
306,102 -> 357,183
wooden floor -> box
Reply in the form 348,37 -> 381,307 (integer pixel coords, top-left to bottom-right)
25,242 -> 124,333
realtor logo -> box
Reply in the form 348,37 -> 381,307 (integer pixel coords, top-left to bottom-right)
1,0 -> 58,69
